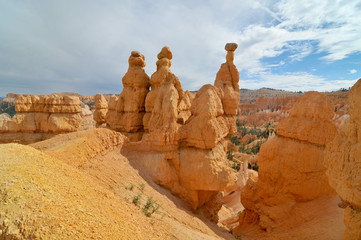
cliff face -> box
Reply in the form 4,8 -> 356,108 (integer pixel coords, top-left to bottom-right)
324,78 -> 361,240
241,91 -> 337,230
0,94 -> 83,143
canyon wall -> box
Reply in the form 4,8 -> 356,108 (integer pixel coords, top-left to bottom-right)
324,78 -> 361,240
240,91 -> 337,230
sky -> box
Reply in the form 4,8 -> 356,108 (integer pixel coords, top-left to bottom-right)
0,0 -> 361,96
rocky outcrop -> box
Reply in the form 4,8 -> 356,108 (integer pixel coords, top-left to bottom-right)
324,78 -> 361,240
123,44 -> 239,210
0,94 -> 83,143
240,91 -> 337,230
106,51 -> 149,136
93,94 -> 108,127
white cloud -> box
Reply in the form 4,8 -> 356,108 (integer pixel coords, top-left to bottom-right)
350,69 -> 357,74
240,72 -> 358,92
236,0 -> 361,74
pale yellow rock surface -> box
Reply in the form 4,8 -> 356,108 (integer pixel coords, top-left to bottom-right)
324,78 -> 361,240
241,91 -> 337,231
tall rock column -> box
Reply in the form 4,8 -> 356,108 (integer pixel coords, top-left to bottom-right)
142,46 -> 189,147
325,78 -> 361,240
240,91 -> 337,230
177,43 -> 240,209
93,94 -> 108,127
214,43 -> 240,117
106,51 -> 149,138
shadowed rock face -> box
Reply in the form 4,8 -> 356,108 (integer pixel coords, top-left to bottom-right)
121,44 -> 239,210
324,78 -> 361,240
241,91 -> 337,230
106,51 -> 150,134
0,94 -> 82,135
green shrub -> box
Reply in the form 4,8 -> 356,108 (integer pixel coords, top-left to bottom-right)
252,163 -> 259,172
230,135 -> 240,145
0,102 -> 16,117
231,162 -> 240,171
140,183 -> 145,192
127,184 -> 134,191
250,141 -> 263,155
132,193 -> 142,207
227,150 -> 234,161
143,197 -> 160,217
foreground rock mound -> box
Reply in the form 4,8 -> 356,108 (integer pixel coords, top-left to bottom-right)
0,143 -> 149,239
325,78 -> 361,240
1,141 -> 231,239
32,128 -> 126,167
0,94 -> 83,143
240,91 -> 337,230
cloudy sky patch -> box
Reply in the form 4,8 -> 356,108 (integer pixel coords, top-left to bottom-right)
0,0 -> 360,96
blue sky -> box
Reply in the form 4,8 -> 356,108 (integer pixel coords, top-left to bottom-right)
0,0 -> 360,96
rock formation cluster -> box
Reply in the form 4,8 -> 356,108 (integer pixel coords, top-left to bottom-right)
0,94 -> 82,143
240,91 -> 337,230
119,44 -> 240,210
324,78 -> 361,240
